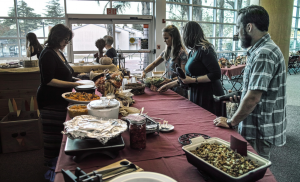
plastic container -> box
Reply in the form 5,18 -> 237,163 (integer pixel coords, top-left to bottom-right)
67,104 -> 88,118
87,99 -> 120,120
129,117 -> 146,150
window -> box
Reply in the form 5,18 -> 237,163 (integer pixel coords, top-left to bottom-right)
166,0 -> 250,57
0,0 -> 65,61
291,0 -> 300,52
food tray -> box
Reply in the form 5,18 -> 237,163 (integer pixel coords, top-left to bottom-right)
182,137 -> 271,182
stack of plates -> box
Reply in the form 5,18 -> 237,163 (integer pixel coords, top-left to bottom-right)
76,80 -> 95,86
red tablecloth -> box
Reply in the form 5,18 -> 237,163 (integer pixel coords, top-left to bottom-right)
221,65 -> 246,80
54,88 -> 276,182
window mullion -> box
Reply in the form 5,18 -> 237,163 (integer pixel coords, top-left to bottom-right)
14,0 -> 22,58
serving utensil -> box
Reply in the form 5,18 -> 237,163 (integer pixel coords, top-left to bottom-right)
106,93 -> 115,106
81,161 -> 138,181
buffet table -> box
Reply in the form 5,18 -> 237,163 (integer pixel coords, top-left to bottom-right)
54,88 -> 277,182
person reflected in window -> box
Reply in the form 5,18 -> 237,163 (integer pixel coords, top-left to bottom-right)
26,32 -> 43,59
103,35 -> 117,59
179,21 -> 225,116
94,38 -> 106,63
144,25 -> 188,98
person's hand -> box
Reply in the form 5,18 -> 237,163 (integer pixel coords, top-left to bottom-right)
74,82 -> 84,87
157,83 -> 171,93
141,71 -> 147,79
213,117 -> 230,128
225,90 -> 241,103
180,75 -> 194,84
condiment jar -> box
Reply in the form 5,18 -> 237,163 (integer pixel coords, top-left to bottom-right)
129,117 -> 146,149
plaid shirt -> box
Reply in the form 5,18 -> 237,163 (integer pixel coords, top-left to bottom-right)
238,33 -> 287,146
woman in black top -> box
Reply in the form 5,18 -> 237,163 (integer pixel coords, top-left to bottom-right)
26,32 -> 43,59
180,21 -> 225,116
37,24 -> 81,110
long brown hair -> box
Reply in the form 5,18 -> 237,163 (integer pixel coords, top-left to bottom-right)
45,24 -> 73,49
162,25 -> 185,60
26,32 -> 43,53
182,21 -> 212,50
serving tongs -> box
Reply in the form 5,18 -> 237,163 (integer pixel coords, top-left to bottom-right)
79,161 -> 138,182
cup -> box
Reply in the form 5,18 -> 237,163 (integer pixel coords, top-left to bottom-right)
131,76 -> 136,83
122,78 -> 128,90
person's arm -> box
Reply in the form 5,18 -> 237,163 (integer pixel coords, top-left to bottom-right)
157,80 -> 178,92
47,78 -> 81,87
142,56 -> 164,78
214,90 -> 263,128
26,46 -> 34,57
181,48 -> 221,84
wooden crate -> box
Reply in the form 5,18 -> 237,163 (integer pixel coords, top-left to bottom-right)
23,60 -> 38,68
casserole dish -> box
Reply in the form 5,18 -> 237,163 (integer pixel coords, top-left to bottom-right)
182,137 -> 271,182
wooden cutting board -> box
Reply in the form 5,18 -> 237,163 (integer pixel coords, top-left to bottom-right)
93,159 -> 143,181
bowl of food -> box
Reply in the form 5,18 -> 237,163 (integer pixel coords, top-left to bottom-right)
62,92 -> 100,104
67,104 -> 88,118
143,76 -> 171,91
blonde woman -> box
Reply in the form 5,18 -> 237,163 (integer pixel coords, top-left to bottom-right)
179,21 -> 225,116
143,25 -> 188,98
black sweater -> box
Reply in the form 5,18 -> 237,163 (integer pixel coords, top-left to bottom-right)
37,47 -> 74,109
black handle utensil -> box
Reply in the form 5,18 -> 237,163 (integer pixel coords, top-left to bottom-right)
213,91 -> 242,102
174,64 -> 189,89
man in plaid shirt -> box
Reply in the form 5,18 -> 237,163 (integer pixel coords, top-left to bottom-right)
214,5 -> 287,160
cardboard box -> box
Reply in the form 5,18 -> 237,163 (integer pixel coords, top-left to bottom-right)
0,111 -> 42,153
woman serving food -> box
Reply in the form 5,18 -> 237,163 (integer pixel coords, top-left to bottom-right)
143,25 -> 188,98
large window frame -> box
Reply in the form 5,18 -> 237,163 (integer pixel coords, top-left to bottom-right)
0,0 -> 154,61
165,0 -> 250,57
290,0 -> 300,52
0,0 -> 66,60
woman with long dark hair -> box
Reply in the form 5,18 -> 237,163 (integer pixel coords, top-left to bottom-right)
143,25 -> 188,98
37,24 -> 81,166
26,32 -> 43,59
179,21 -> 225,116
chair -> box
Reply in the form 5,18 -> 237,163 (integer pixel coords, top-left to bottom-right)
288,56 -> 298,75
295,56 -> 300,73
228,69 -> 244,92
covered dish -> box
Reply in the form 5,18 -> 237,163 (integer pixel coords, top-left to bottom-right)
62,115 -> 127,145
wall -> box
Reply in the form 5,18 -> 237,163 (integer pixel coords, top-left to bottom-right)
155,0 -> 167,72
260,0 -> 294,68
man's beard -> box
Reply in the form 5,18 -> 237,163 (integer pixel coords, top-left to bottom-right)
240,28 -> 252,49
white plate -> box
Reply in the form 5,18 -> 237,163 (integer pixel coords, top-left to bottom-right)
122,89 -> 132,93
159,124 -> 174,132
76,80 -> 94,86
62,92 -> 97,104
76,85 -> 95,89
110,172 -> 177,182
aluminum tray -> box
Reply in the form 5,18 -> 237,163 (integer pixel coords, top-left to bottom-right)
182,137 -> 272,182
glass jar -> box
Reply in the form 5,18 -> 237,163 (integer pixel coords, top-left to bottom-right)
129,118 -> 146,149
